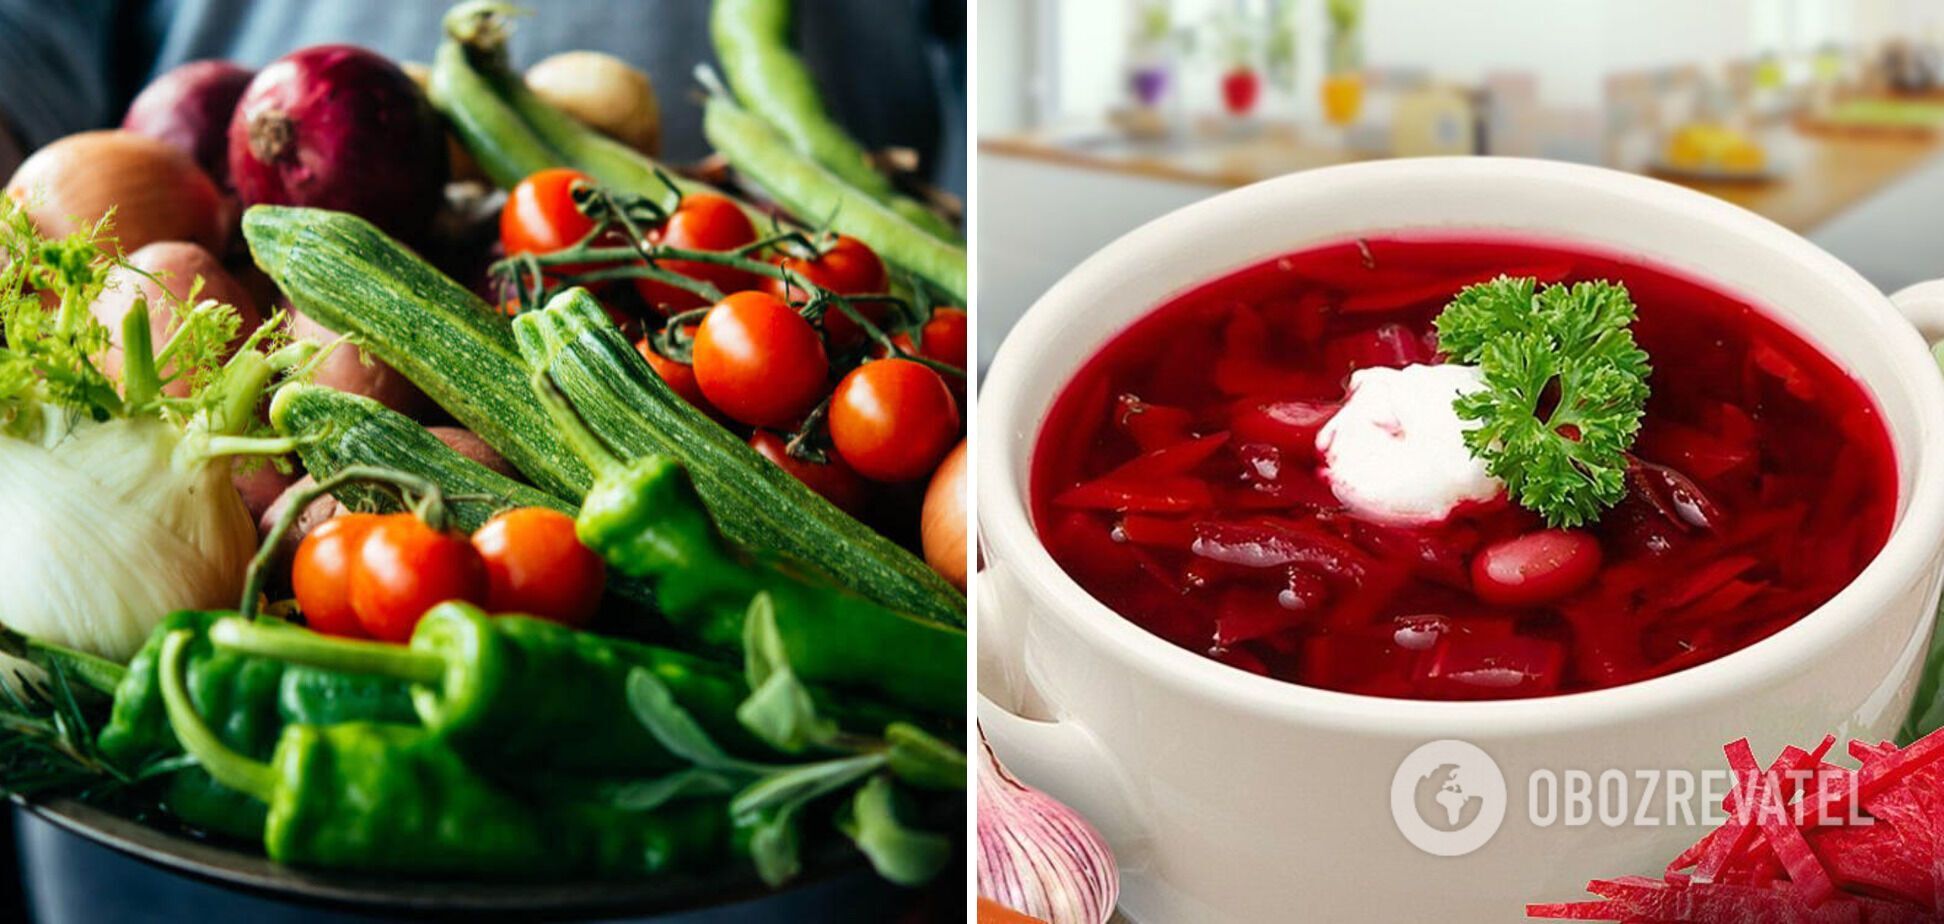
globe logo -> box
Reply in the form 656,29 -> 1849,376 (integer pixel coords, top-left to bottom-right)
1415,762 -> 1484,832
1390,740 -> 1507,856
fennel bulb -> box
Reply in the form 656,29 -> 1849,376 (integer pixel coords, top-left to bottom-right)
0,201 -> 312,665
0,417 -> 258,661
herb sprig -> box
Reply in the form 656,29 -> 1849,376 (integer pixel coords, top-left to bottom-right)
1435,276 -> 1651,527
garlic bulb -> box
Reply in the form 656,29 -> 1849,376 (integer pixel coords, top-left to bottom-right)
977,726 -> 1119,924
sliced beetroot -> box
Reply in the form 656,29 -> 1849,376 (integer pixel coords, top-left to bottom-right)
1115,514 -> 1197,550
1190,518 -> 1372,576
1339,263 -> 1574,315
1324,322 -> 1434,372
1229,397 -> 1339,455
1107,431 -> 1231,481
1054,475 -> 1213,514
1533,729 -> 1944,922
1626,452 -> 1725,532
1213,587 -> 1310,646
1115,393 -> 1197,451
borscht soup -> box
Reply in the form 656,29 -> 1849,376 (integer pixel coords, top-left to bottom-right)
1030,237 -> 1896,701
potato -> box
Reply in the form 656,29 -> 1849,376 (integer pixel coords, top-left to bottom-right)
428,426 -> 518,480
91,241 -> 263,397
287,306 -> 427,417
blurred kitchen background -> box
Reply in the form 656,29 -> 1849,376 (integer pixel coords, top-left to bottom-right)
977,0 -> 1944,368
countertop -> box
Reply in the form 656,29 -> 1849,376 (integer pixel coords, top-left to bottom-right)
981,122 -> 1944,234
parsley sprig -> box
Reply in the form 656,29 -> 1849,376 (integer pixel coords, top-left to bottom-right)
1435,276 -> 1651,527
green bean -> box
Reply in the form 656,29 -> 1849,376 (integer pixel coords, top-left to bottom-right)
703,93 -> 966,303
712,0 -> 961,244
427,32 -> 560,188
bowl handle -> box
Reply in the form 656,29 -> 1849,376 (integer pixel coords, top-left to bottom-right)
976,563 -> 1145,851
1890,280 -> 1944,363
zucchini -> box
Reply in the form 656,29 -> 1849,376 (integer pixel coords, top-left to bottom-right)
242,205 -> 590,500
270,384 -> 566,531
513,290 -> 965,629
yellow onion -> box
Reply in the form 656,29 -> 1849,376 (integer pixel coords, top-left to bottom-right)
526,50 -> 661,155
6,130 -> 226,256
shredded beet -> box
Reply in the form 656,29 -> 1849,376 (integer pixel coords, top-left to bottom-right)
1529,729 -> 1944,922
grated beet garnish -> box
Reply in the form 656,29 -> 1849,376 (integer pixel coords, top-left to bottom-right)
1531,728 -> 1944,922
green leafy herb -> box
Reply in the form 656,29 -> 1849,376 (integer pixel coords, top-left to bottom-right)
836,775 -> 954,887
738,592 -> 838,753
1435,276 -> 1651,527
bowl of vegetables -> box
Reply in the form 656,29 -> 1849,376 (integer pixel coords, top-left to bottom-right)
976,157 -> 1944,922
0,0 -> 967,918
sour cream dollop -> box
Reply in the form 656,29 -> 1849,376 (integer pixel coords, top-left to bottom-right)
1315,363 -> 1504,525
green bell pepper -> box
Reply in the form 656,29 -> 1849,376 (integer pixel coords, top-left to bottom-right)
158,629 -> 731,876
576,455 -> 964,715
95,611 -> 416,840
209,604 -> 908,776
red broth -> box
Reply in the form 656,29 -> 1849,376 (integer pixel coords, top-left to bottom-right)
1031,237 -> 1897,700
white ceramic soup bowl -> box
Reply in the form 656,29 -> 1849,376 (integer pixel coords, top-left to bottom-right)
977,158 -> 1944,923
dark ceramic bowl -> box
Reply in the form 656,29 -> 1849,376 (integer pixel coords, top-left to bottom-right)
11,797 -> 903,923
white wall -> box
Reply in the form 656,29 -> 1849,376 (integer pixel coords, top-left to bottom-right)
982,0 -> 1929,124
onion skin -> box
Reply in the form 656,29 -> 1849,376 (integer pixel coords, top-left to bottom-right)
6,131 -> 225,256
525,51 -> 661,155
122,60 -> 254,188
228,45 -> 447,245
978,729 -> 1119,924
922,440 -> 967,589
91,242 -> 263,398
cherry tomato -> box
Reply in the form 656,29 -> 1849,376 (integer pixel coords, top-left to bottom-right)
350,513 -> 489,642
828,358 -> 960,482
635,329 -> 711,409
763,235 -> 888,349
1471,529 -> 1603,607
291,513 -> 381,638
889,307 -> 967,370
471,508 -> 606,627
692,291 -> 829,427
501,168 -> 599,257
888,307 -> 968,406
749,429 -> 869,512
633,194 -> 759,312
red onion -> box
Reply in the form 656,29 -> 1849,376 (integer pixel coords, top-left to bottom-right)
228,45 -> 447,244
122,60 -> 254,188
977,727 -> 1119,923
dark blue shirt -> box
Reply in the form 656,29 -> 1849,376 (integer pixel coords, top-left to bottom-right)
0,0 -> 965,191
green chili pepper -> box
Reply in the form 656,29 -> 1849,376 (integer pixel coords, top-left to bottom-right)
710,0 -> 961,244
209,604 -> 907,775
574,451 -> 964,716
95,611 -> 416,840
158,629 -> 731,877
